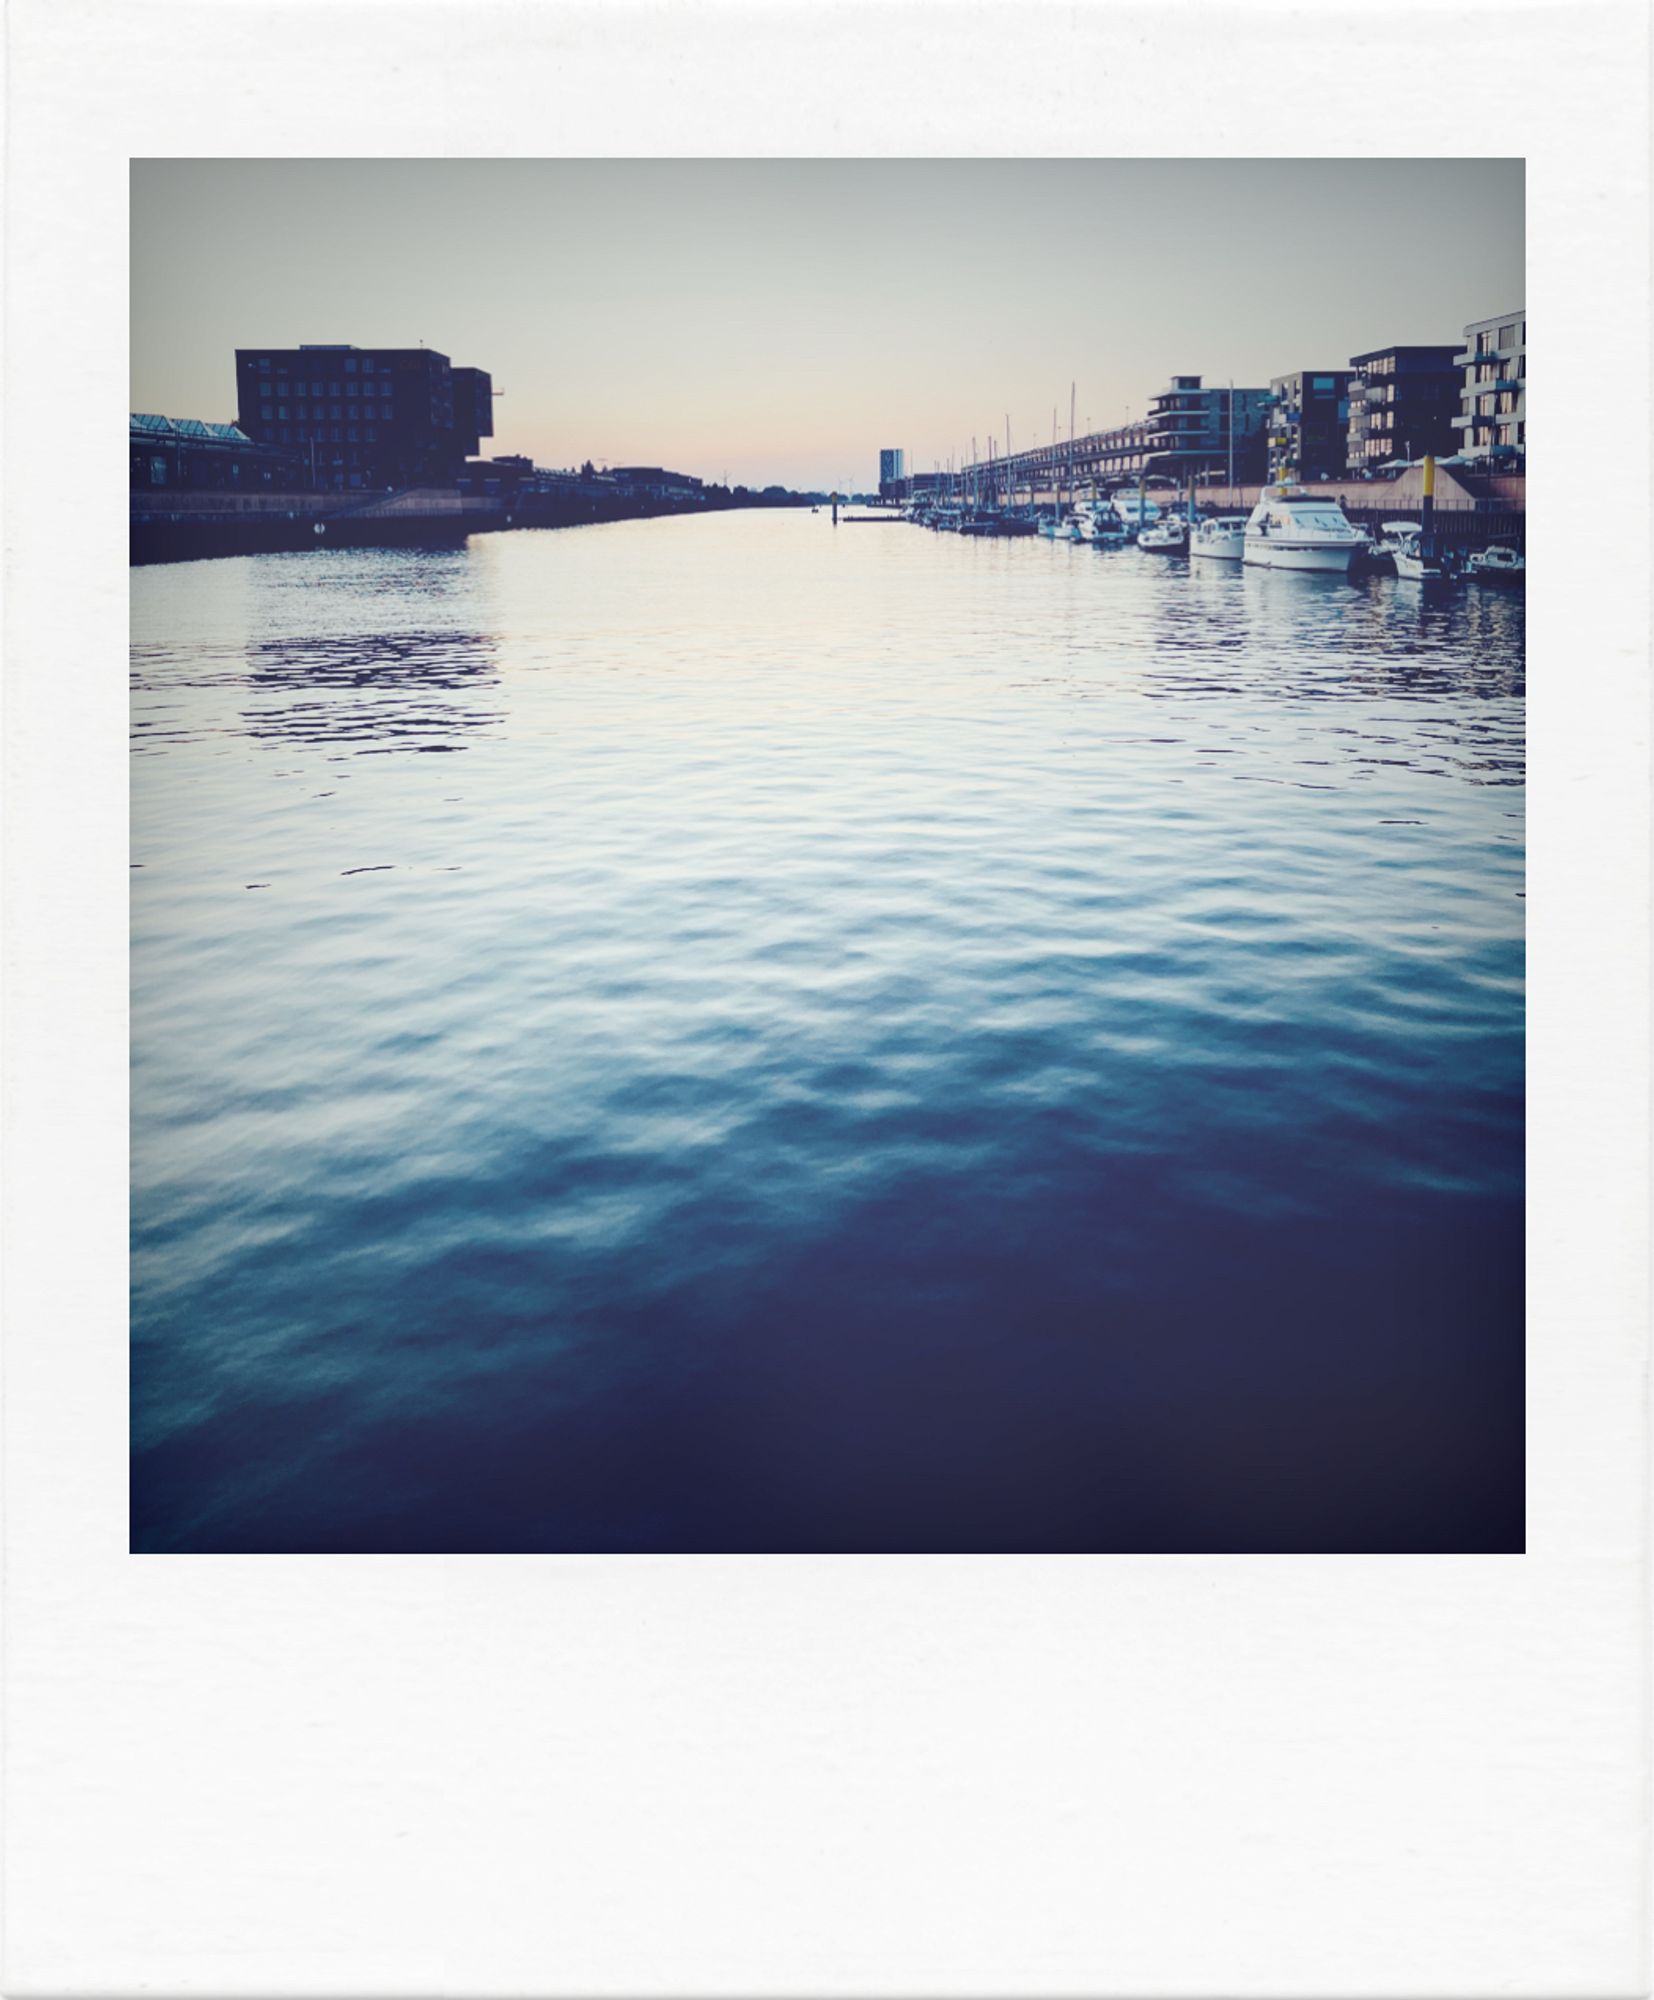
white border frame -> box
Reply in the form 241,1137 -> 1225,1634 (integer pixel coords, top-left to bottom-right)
5,3 -> 1650,1994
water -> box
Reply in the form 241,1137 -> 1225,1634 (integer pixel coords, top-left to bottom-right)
131,514 -> 1525,1552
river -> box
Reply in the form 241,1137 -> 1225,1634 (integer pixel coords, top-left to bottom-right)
131,510 -> 1525,1551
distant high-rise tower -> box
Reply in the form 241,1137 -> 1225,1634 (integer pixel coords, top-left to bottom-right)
878,447 -> 906,496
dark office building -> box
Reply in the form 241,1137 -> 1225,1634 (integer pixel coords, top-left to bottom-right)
234,344 -> 494,492
130,414 -> 306,493
1266,369 -> 1354,481
1346,345 -> 1462,472
451,367 -> 495,459
1144,376 -> 1271,482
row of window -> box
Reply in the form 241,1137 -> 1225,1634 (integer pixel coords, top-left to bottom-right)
271,426 -> 379,446
1473,322 -> 1527,355
250,354 -> 389,375
260,405 -> 393,423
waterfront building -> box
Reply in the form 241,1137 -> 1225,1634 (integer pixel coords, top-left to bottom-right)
455,453 -> 538,500
1143,377 -> 1270,483
608,466 -> 706,501
451,367 -> 496,461
1346,345 -> 1462,472
1452,310 -> 1525,461
130,413 -> 306,493
234,343 -> 495,493
878,447 -> 906,497
1090,419 -> 1159,482
1266,370 -> 1354,481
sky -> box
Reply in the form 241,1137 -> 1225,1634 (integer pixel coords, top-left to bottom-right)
132,159 -> 1523,492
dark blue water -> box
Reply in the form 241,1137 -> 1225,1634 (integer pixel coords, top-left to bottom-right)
131,515 -> 1524,1551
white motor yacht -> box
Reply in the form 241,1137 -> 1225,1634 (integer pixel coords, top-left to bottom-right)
1242,484 -> 1366,573
1190,515 -> 1248,561
1138,514 -> 1189,553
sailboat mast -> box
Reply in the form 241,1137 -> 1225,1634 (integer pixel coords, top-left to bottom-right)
1069,380 -> 1076,518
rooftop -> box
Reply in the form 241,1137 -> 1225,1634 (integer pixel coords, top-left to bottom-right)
131,414 -> 253,443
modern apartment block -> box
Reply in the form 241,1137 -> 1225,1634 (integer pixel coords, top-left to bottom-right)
234,343 -> 494,492
1266,370 -> 1354,481
1144,377 -> 1270,483
1453,310 -> 1525,460
1346,345 -> 1462,472
878,447 -> 907,497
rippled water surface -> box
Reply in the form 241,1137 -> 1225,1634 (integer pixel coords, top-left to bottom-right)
131,514 -> 1525,1551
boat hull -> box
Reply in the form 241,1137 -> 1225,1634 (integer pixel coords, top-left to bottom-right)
1243,538 -> 1357,573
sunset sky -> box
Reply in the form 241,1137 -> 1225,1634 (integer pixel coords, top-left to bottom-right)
132,158 -> 1523,491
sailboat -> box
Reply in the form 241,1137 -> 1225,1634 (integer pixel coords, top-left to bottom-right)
1038,404 -> 1066,537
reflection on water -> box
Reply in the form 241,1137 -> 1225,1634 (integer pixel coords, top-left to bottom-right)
131,521 -> 1524,1552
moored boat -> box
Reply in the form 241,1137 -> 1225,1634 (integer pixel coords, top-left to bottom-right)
1138,514 -> 1189,553
1465,544 -> 1525,585
1190,514 -> 1247,561
1389,529 -> 1448,582
1242,483 -> 1366,573
1111,489 -> 1161,535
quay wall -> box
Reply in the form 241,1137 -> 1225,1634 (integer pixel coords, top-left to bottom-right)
132,485 -> 733,566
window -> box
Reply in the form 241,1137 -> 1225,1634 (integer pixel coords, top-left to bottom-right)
345,357 -> 357,373
150,455 -> 167,485
329,382 -> 340,398
1498,323 -> 1517,348
258,357 -> 270,372
1477,330 -> 1494,355
366,427 -> 377,442
363,356 -> 374,373
331,404 -> 341,419
347,404 -> 358,420
277,405 -> 287,419
261,406 -> 273,422
347,427 -> 358,442
297,405 -> 308,421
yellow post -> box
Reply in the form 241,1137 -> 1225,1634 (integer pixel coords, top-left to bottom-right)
1421,455 -> 1435,499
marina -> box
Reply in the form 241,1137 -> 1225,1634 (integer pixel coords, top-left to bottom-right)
896,450 -> 1520,586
